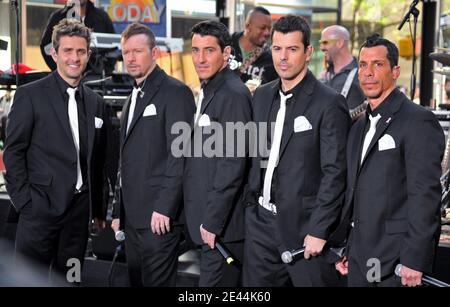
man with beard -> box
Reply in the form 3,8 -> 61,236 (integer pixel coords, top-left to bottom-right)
230,6 -> 277,86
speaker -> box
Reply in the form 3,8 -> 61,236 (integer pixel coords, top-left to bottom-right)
0,39 -> 7,51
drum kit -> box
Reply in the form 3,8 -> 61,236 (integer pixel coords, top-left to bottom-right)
431,47 -> 450,77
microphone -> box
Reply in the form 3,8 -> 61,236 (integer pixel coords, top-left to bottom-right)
395,264 -> 450,287
215,240 -> 234,265
397,0 -> 420,30
114,230 -> 125,242
281,248 -> 305,264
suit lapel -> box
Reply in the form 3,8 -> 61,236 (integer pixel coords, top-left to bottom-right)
262,80 -> 279,126
198,91 -> 215,120
349,119 -> 366,189
358,90 -> 403,170
83,86 -> 96,163
120,95 -> 131,143
192,68 -> 230,130
47,73 -> 73,144
123,67 -> 165,147
278,72 -> 314,159
199,68 -> 230,116
359,115 -> 393,168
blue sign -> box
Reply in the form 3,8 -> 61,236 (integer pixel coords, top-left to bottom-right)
97,0 -> 167,37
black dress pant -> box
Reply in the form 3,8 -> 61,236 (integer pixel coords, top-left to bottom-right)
243,205 -> 339,287
124,218 -> 182,287
15,190 -> 90,285
347,256 -> 402,287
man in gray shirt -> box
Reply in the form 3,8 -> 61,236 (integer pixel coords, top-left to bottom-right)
319,25 -> 365,111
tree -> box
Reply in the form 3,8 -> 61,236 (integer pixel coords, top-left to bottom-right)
346,0 -> 413,51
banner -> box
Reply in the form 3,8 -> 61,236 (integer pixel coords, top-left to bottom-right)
97,0 -> 167,37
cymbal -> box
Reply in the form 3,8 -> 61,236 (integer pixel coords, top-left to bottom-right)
432,69 -> 450,76
430,52 -> 450,66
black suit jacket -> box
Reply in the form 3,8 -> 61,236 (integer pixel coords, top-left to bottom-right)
247,70 -> 350,251
116,66 -> 195,229
4,72 -> 110,219
334,89 -> 444,277
183,68 -> 252,245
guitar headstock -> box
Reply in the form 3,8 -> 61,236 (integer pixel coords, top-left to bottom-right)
349,100 -> 368,121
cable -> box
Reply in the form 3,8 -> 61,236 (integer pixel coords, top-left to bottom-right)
107,243 -> 123,287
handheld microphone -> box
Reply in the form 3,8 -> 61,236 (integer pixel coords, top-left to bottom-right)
281,248 -> 305,264
395,264 -> 450,287
114,230 -> 125,242
215,240 -> 234,265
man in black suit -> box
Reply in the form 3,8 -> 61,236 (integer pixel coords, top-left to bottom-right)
4,19 -> 109,283
183,20 -> 252,286
110,23 -> 195,287
333,34 -> 444,287
243,15 -> 350,287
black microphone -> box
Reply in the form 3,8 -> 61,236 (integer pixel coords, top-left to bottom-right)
397,0 -> 420,30
281,248 -> 305,264
395,264 -> 450,287
215,239 -> 234,265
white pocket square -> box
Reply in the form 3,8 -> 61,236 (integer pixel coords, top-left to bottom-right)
294,116 -> 312,132
378,134 -> 396,151
94,117 -> 103,129
143,104 -> 157,117
198,114 -> 211,127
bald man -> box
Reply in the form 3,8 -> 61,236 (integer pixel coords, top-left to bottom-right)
230,6 -> 277,85
319,25 -> 365,111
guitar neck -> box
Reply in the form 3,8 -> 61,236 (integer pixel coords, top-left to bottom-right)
349,101 -> 368,120
442,137 -> 450,174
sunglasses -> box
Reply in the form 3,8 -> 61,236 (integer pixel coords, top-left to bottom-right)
319,38 -> 339,45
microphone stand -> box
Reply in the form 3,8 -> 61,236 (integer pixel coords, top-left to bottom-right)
398,0 -> 420,101
10,0 -> 20,87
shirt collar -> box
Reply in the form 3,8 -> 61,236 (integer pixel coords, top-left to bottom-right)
133,65 -> 160,90
54,71 -> 83,100
202,66 -> 229,95
366,88 -> 397,119
329,57 -> 358,76
278,70 -> 311,102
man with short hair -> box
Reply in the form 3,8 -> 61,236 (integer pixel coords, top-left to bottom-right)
230,6 -> 277,85
333,34 -> 444,287
183,20 -> 252,286
111,22 -> 195,287
5,18 -> 109,283
319,25 -> 365,111
244,15 -> 350,287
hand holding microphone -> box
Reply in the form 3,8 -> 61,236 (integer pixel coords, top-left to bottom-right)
281,248 -> 305,264
111,218 -> 125,242
215,239 -> 234,265
199,225 -> 234,265
281,235 -> 329,264
395,264 -> 450,287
